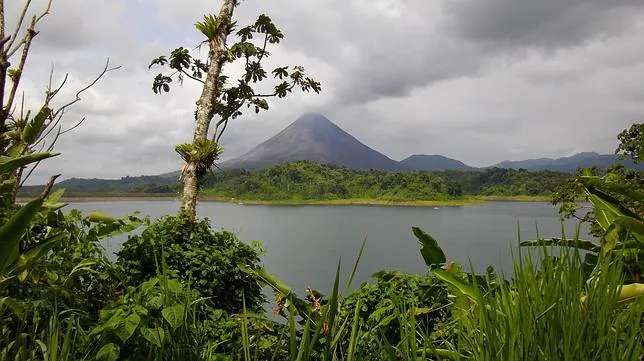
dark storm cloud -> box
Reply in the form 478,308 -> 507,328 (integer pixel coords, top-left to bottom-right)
442,0 -> 644,51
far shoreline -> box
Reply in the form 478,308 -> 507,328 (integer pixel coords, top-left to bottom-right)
16,193 -> 553,206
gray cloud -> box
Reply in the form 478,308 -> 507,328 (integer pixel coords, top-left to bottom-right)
13,0 -> 644,183
442,0 -> 644,51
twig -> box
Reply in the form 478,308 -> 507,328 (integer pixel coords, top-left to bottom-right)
50,59 -> 121,119
5,15 -> 37,116
5,0 -> 33,51
59,116 -> 84,135
39,174 -> 60,198
47,71 -> 69,100
7,0 -> 53,57
179,68 -> 205,84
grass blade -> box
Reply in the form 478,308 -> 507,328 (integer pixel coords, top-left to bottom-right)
323,259 -> 341,361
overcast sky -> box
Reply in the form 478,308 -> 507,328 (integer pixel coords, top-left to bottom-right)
12,0 -> 644,183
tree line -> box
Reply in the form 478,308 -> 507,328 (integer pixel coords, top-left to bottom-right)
200,161 -> 571,201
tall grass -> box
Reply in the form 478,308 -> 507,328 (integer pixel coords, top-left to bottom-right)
451,247 -> 643,361
241,240 -> 642,360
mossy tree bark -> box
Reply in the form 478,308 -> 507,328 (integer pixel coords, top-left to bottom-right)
180,0 -> 237,218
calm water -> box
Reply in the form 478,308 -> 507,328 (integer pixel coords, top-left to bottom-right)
68,200 -> 586,295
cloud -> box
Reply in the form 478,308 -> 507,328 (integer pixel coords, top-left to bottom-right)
10,0 -> 644,183
442,0 -> 644,51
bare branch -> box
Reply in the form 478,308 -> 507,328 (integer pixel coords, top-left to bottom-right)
215,118 -> 229,143
39,174 -> 60,198
47,72 -> 69,100
51,59 -> 121,119
45,125 -> 61,151
5,15 -> 37,116
59,116 -> 84,135
0,0 -> 5,39
256,32 -> 269,63
19,92 -> 25,119
6,0 -> 33,51
7,0 -> 53,57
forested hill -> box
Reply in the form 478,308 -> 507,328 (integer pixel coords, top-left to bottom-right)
200,161 -> 570,201
21,161 -> 571,201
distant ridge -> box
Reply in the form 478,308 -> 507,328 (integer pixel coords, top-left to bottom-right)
221,113 -> 405,171
492,152 -> 642,172
400,154 -> 474,171
21,113 -> 642,193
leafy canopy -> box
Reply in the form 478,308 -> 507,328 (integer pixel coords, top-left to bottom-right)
149,13 -> 320,144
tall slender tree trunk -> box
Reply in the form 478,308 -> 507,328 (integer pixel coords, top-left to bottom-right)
0,0 -> 8,135
180,0 -> 236,218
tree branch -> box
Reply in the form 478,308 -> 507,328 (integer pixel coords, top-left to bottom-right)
4,15 -> 36,117
40,174 -> 60,198
59,116 -> 84,135
5,0 -> 33,51
7,0 -> 53,57
50,59 -> 121,119
256,32 -> 269,63
179,68 -> 205,84
46,67 -> 69,100
0,0 -> 5,41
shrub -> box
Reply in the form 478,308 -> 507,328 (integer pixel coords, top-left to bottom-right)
338,270 -> 451,359
90,275 -> 206,361
117,215 -> 264,315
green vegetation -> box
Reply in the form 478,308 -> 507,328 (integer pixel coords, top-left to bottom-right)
201,161 -> 570,202
117,216 -> 265,315
19,161 -> 570,206
1,0 -> 642,360
150,1 -> 320,218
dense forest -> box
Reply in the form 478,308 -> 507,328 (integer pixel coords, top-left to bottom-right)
200,161 -> 570,201
20,161 -> 571,201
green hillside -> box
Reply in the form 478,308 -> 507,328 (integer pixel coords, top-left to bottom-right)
201,161 -> 570,201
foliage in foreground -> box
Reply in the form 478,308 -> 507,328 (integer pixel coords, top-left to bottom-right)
117,215 -> 265,315
450,250 -> 643,361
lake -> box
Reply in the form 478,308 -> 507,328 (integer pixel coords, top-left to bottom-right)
68,200 -> 587,296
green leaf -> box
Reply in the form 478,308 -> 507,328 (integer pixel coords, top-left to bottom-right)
613,216 -> 644,235
519,238 -> 601,253
0,197 -> 44,274
324,259 -> 341,361
140,326 -> 165,347
141,278 -> 159,293
432,268 -> 480,302
114,313 -> 141,342
166,278 -> 184,294
238,263 -> 292,296
162,304 -> 186,330
22,106 -> 52,144
4,233 -> 66,279
96,343 -> 120,361
87,211 -> 116,223
147,295 -> 163,310
580,176 -> 644,203
44,188 -> 65,204
0,152 -> 59,175
412,227 -> 446,268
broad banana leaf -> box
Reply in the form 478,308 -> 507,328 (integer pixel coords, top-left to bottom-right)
413,227 -> 446,268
